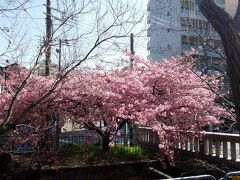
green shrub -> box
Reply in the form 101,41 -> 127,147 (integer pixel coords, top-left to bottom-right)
110,145 -> 144,159
60,143 -> 146,161
60,143 -> 81,153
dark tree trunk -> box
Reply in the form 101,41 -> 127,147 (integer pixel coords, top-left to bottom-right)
197,0 -> 240,123
85,119 -> 130,153
55,114 -> 60,151
102,134 -> 110,153
0,152 -> 12,173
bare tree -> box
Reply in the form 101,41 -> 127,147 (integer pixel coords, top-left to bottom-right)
0,0 -> 31,65
0,0 -> 144,132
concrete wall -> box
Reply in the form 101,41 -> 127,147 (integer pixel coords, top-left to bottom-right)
147,0 -> 181,61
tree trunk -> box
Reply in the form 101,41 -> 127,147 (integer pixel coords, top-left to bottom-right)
55,114 -> 60,151
197,0 -> 240,124
102,134 -> 110,153
0,152 -> 12,173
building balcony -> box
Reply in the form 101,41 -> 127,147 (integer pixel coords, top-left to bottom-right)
147,41 -> 152,50
147,0 -> 151,11
147,15 -> 151,24
147,0 -> 158,12
147,30 -> 151,37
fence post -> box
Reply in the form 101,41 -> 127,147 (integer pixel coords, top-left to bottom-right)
215,140 -> 221,158
199,140 -> 205,155
194,138 -> 199,153
190,137 -> 194,152
231,142 -> 236,161
222,141 -> 228,159
208,139 -> 213,156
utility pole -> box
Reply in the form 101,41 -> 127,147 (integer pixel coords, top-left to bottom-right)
130,33 -> 134,68
54,39 -> 62,150
129,33 -> 134,146
43,0 -> 54,151
45,0 -> 52,76
57,39 -> 62,71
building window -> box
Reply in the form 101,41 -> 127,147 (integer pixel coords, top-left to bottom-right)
216,0 -> 225,4
181,35 -> 188,45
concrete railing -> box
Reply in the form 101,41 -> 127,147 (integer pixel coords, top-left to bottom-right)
176,132 -> 240,162
135,127 -> 240,163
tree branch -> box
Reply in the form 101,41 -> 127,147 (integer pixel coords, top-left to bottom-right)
197,0 -> 240,120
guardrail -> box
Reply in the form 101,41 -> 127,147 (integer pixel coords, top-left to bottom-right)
223,171 -> 240,180
159,171 -> 240,180
161,175 -> 216,180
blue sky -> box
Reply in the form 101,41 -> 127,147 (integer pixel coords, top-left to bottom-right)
0,0 -> 148,69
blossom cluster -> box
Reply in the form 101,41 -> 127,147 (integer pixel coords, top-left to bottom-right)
0,53 -> 228,162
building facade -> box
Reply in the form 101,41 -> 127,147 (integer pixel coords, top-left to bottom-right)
0,66 -> 5,93
225,0 -> 238,17
147,0 -> 225,65
0,63 -> 19,93
147,0 -> 237,94
34,60 -> 59,76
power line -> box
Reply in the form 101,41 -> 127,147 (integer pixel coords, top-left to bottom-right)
104,0 -> 148,16
0,15 -> 45,19
16,0 -> 45,34
23,5 -> 43,10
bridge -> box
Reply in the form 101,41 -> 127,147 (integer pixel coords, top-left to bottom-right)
135,127 -> 240,170
6,125 -> 239,167
59,127 -> 240,169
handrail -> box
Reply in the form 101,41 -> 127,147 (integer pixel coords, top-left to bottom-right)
204,132 -> 240,142
223,171 -> 240,180
161,174 -> 216,180
135,127 -> 240,163
147,167 -> 172,179
176,132 -> 240,162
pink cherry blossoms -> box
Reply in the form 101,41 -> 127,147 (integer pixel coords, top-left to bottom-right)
0,52 -> 229,162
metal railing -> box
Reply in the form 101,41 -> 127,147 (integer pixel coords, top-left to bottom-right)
59,132 -> 158,148
223,171 -> 240,180
161,175 -> 216,180
160,171 -> 240,180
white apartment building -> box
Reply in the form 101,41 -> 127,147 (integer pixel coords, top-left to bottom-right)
225,0 -> 238,17
147,0 -> 225,66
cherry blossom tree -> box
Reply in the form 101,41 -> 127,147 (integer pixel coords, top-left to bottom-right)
60,51 -> 227,158
0,0 -> 144,134
0,67 -> 62,131
0,51 -> 229,162
0,1 -> 146,158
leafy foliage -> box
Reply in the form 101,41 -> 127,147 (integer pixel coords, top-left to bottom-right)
59,143 -> 146,165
